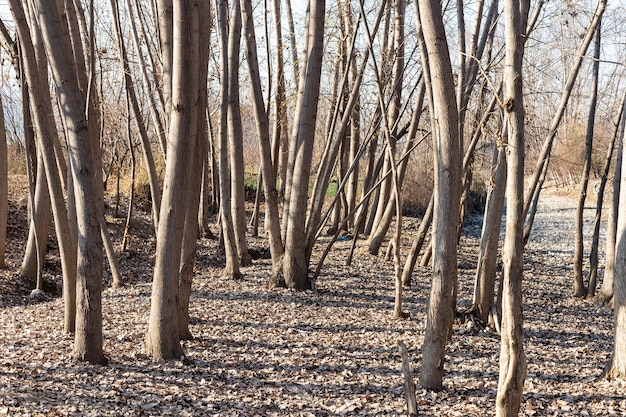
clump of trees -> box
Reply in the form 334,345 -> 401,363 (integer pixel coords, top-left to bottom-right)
0,0 -> 624,414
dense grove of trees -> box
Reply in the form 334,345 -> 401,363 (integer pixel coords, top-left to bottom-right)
0,0 -> 625,414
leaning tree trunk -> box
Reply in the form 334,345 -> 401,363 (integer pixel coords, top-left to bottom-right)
241,0 -> 284,278
522,0 -> 607,240
417,0 -> 462,391
496,0 -> 529,414
573,18 -> 602,298
10,0 -> 78,333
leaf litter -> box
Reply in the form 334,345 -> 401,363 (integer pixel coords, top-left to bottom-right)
0,188 -> 624,416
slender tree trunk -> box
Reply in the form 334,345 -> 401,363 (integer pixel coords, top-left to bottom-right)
217,0 -> 242,280
596,94 -> 626,305
603,97 -> 626,380
0,93 -> 6,268
496,0 -> 529,414
241,0 -> 284,282
226,0 -> 251,267
110,0 -> 161,235
573,19 -> 602,298
522,0 -> 607,238
10,0 -> 78,333
588,103 -> 619,298
471,140 -> 507,323
417,0 -> 462,391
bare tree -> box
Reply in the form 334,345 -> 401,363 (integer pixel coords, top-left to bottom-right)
146,0 -> 207,359
573,18 -> 602,298
604,97 -> 626,380
522,0 -> 607,243
417,0 -> 462,390
496,0 -> 529,413
10,0 -> 78,333
595,91 -> 626,305
280,0 -> 326,290
31,0 -> 107,363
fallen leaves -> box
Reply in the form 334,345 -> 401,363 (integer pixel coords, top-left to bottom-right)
0,193 -> 623,416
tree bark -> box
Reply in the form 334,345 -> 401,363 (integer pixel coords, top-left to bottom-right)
146,0 -> 203,360
32,0 -> 106,363
471,139 -> 507,324
241,0 -> 284,279
417,0 -> 462,391
0,93 -> 6,269
216,0 -> 242,280
604,95 -> 626,380
573,18 -> 602,298
226,0 -> 251,267
496,0 -> 529,414
10,0 -> 78,333
281,0 -> 326,290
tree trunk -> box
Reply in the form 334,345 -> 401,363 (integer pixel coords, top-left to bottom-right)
146,0 -> 204,360
522,0 -> 607,238
32,0 -> 106,364
417,0 -> 462,391
178,1 -> 210,341
496,0 -> 529,414
594,92 -> 626,304
226,0 -> 251,267
10,0 -> 78,333
217,0 -> 242,280
471,140 -> 506,324
573,18 -> 602,298
603,96 -> 626,380
241,0 -> 284,279
281,0 -> 326,290
110,0 -> 162,236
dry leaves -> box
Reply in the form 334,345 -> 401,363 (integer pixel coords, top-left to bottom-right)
0,191 -> 624,416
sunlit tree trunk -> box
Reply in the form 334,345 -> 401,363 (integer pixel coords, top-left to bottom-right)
522,0 -> 607,242
146,0 -> 204,359
496,0 -> 529,413
417,0 -> 462,391
217,0 -> 242,280
32,0 -> 106,363
10,0 -> 78,333
241,0 -> 284,281
110,0 -> 162,235
471,139 -> 506,324
604,97 -> 626,380
281,0 -> 326,290
595,92 -> 626,305
226,0 -> 251,267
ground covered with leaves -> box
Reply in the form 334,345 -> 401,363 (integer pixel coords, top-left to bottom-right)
0,182 -> 624,416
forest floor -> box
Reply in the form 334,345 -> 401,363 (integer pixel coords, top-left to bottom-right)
0,177 -> 625,416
